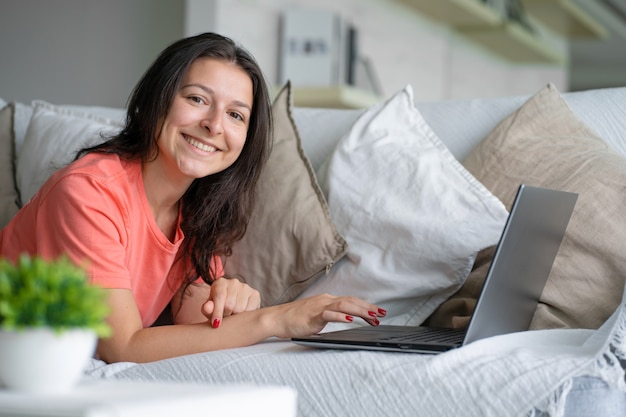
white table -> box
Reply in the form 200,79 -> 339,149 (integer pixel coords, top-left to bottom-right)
0,379 -> 297,417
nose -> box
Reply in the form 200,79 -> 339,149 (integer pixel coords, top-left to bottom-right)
200,108 -> 223,135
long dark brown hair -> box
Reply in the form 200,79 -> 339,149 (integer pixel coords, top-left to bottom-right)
76,32 -> 273,285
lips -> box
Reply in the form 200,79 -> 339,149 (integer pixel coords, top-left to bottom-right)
183,134 -> 217,153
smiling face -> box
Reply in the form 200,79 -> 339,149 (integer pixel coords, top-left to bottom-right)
155,57 -> 253,186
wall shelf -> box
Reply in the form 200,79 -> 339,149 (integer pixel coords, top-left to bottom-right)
399,0 -> 501,27
291,86 -> 381,109
520,0 -> 609,39
398,0 -> 567,64
459,22 -> 566,64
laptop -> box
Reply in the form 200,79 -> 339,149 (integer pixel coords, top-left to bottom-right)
292,184 -> 578,354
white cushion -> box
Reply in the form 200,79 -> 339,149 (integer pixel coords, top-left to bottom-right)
291,86 -> 626,173
16,101 -> 123,204
63,104 -> 126,124
12,102 -> 125,164
291,107 -> 362,172
0,103 -> 19,228
13,101 -> 33,159
297,85 -> 510,330
564,86 -> 626,157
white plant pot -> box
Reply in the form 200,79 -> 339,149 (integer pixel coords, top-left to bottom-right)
0,328 -> 97,394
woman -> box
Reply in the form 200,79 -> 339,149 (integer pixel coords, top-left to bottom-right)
0,33 -> 385,363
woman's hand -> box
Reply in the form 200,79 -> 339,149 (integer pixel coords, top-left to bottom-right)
268,294 -> 387,339
202,277 -> 261,328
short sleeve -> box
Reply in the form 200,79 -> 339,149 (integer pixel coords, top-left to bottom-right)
34,172 -> 133,288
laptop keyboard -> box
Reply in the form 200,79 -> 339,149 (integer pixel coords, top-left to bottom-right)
379,327 -> 465,344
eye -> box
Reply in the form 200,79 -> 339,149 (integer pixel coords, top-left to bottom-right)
188,95 -> 206,105
229,111 -> 245,122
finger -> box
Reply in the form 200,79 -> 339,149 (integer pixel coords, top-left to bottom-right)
332,297 -> 383,326
330,295 -> 385,316
351,311 -> 380,326
220,283 -> 259,315
201,300 -> 214,319
320,310 -> 360,324
229,289 -> 246,315
237,288 -> 260,313
209,284 -> 226,328
359,301 -> 387,318
352,299 -> 387,319
221,284 -> 240,316
247,290 -> 261,311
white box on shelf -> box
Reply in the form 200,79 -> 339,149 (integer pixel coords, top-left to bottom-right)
278,8 -> 356,87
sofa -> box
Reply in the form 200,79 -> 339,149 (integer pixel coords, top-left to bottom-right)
1,82 -> 626,416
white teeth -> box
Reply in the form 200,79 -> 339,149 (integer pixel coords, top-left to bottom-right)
184,135 -> 217,153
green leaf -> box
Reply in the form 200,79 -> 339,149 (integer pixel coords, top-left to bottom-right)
0,254 -> 111,337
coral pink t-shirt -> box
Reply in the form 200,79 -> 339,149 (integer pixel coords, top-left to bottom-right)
0,153 -> 223,327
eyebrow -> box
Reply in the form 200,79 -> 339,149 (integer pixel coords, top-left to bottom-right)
182,83 -> 252,111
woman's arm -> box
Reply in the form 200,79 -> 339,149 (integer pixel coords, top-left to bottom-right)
96,288 -> 385,364
97,287 -> 268,363
170,278 -> 262,326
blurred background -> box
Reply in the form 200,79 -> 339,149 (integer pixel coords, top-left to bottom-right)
0,0 -> 624,108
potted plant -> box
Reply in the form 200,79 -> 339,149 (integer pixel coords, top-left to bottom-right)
0,254 -> 111,394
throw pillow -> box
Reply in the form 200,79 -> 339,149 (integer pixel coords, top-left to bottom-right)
223,82 -> 348,306
15,100 -> 123,204
298,85 -> 510,330
456,83 -> 626,330
12,101 -> 34,166
291,107 -> 362,172
0,104 -> 20,228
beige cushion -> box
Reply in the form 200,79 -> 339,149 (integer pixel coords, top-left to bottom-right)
431,83 -> 626,330
223,82 -> 348,306
0,104 -> 20,228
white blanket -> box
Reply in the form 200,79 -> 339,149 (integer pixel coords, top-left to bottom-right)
85,289 -> 626,417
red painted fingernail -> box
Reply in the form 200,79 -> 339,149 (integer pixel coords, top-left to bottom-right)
378,308 -> 387,316
374,319 -> 380,326
368,311 -> 377,317
212,318 -> 221,328
346,315 -> 354,322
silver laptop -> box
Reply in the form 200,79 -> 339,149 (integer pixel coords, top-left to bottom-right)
292,184 -> 578,354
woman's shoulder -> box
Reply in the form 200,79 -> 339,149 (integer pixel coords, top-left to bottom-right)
40,153 -> 142,202
69,152 -> 138,177
11,153 -> 143,242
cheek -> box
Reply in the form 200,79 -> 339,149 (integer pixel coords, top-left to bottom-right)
237,135 -> 248,155
230,130 -> 248,157
156,117 -> 175,143
162,101 -> 194,131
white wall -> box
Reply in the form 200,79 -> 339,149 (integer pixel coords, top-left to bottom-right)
0,0 -> 184,107
0,0 -> 569,107
186,0 -> 568,101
